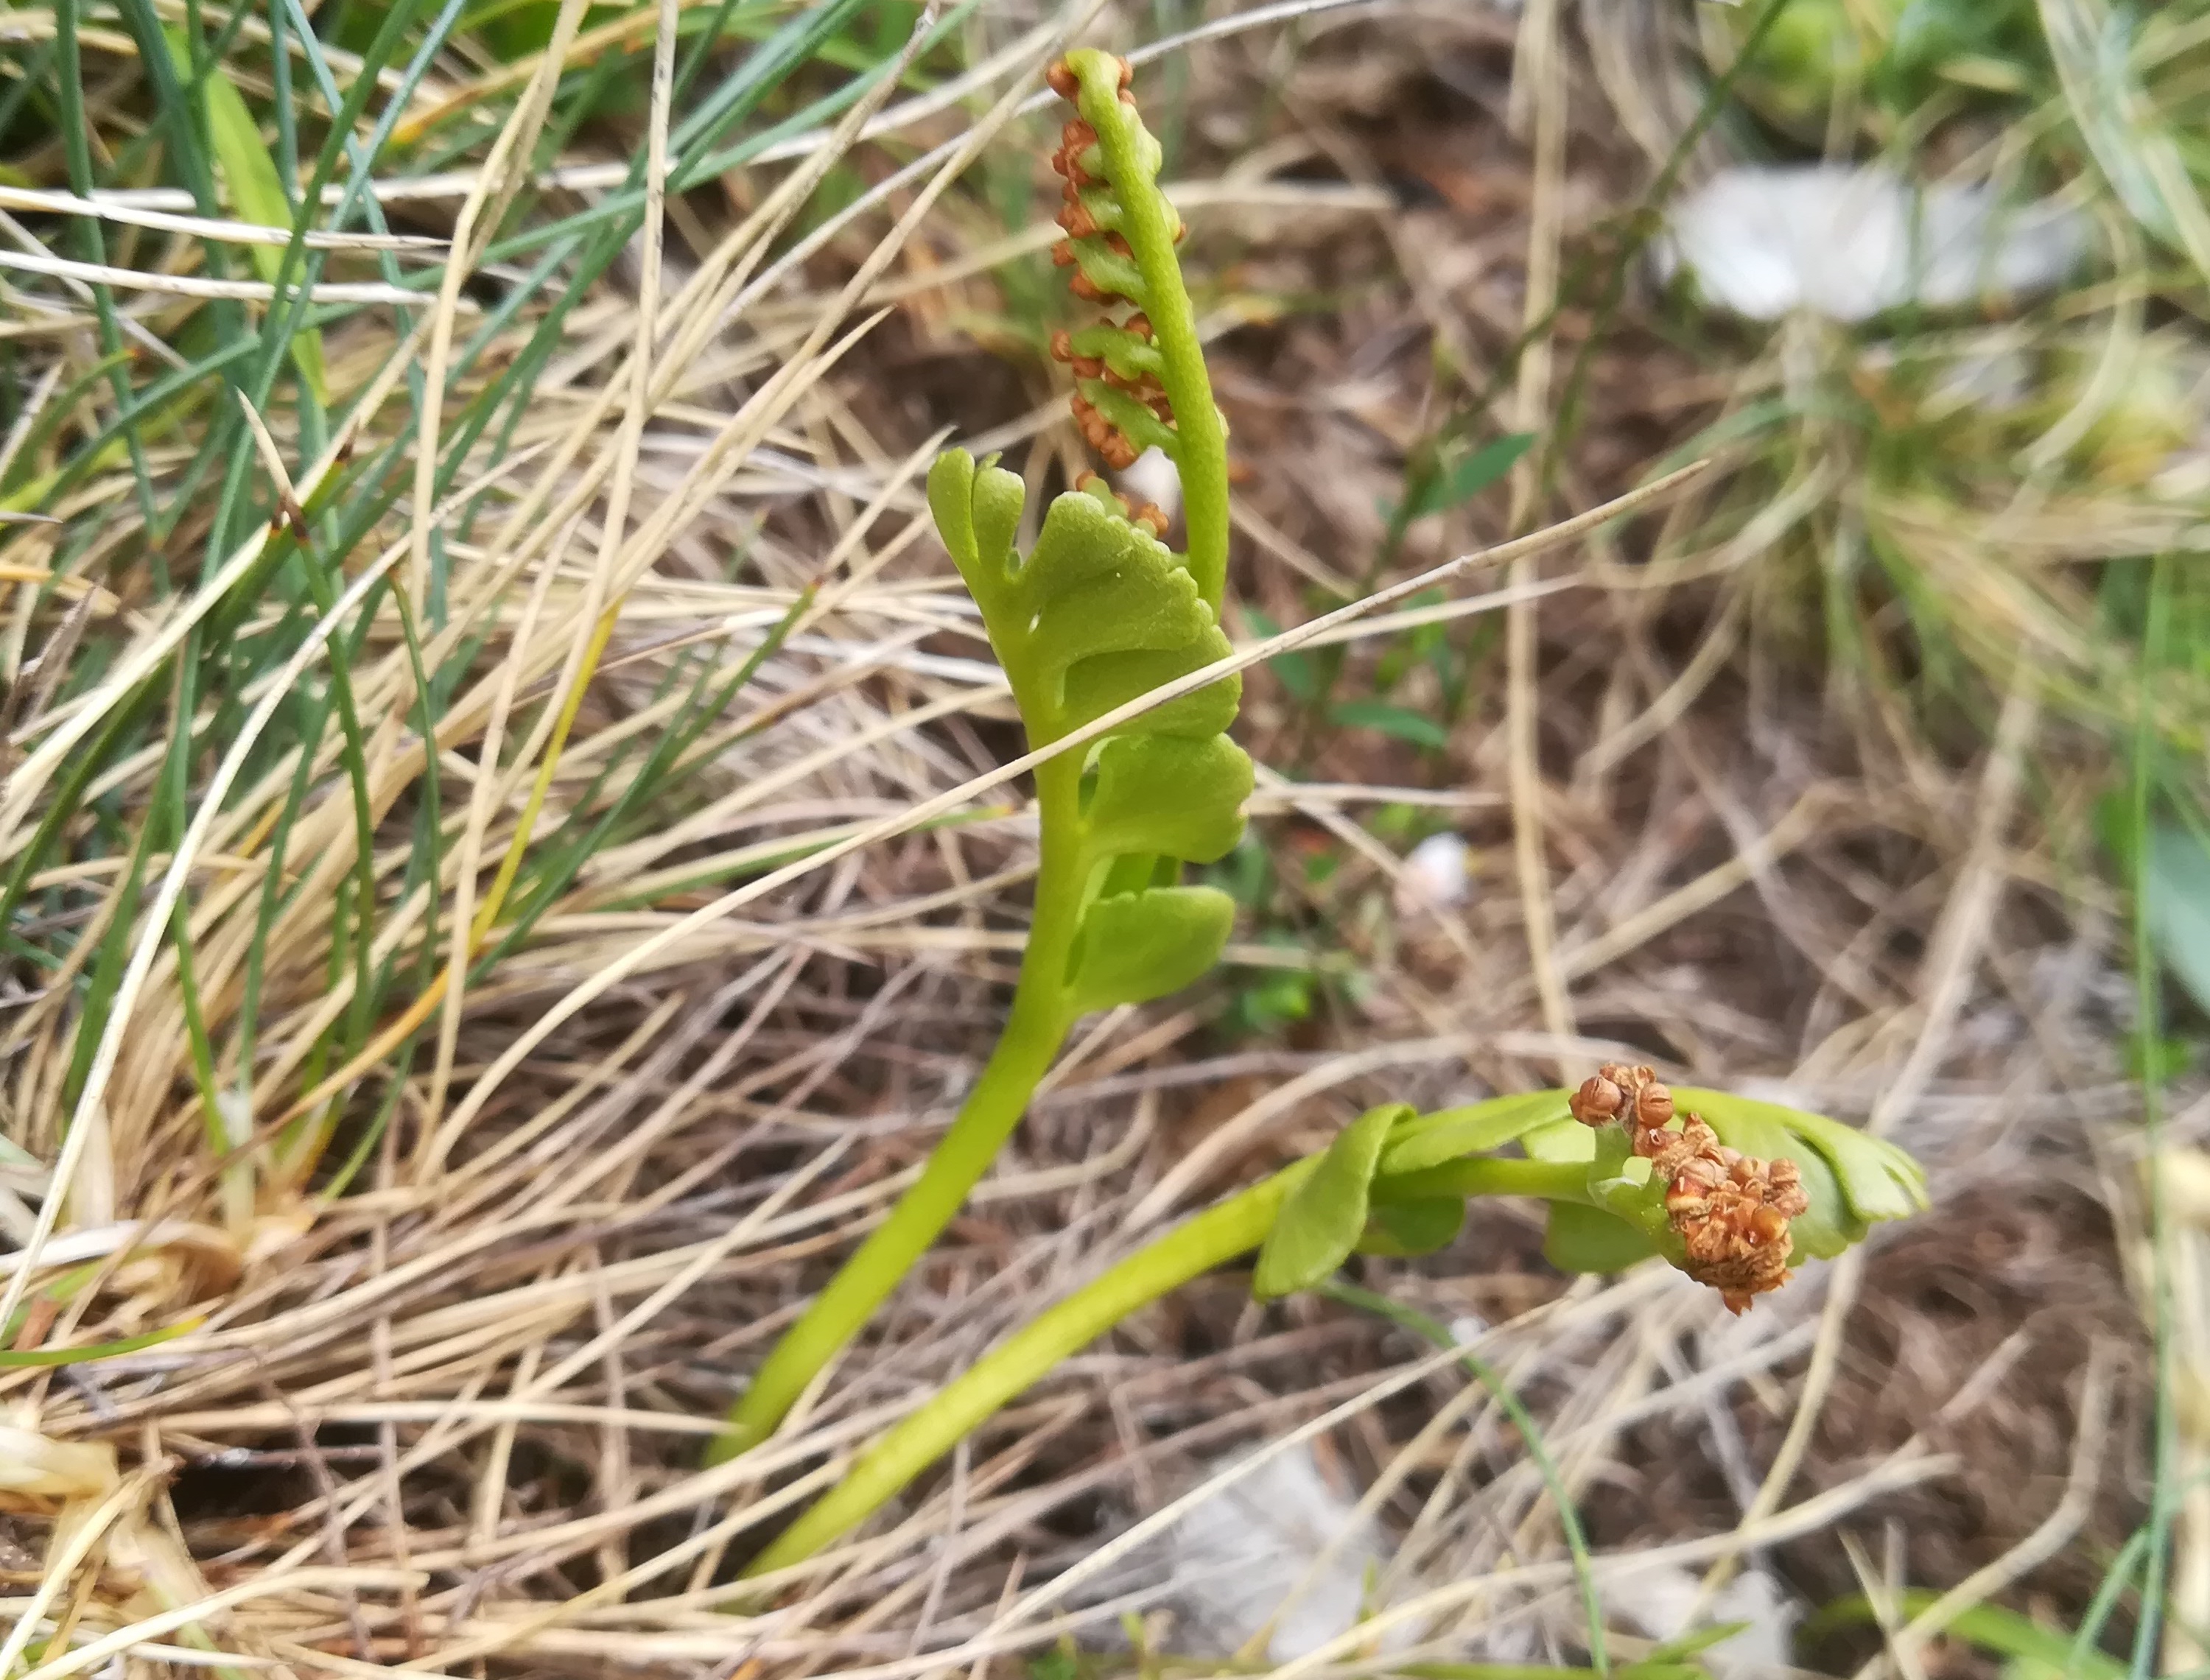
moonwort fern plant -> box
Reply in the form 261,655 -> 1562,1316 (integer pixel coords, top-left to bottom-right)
713,48 -> 1244,1461
745,1066 -> 1928,1574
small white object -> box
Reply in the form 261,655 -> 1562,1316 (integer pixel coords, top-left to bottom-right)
1117,446 -> 1182,527
1657,165 -> 2085,323
1608,1561 -> 1798,1677
1160,1444 -> 1399,1660
1397,832 -> 1470,916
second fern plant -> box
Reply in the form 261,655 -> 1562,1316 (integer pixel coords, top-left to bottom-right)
714,49 -> 1241,1461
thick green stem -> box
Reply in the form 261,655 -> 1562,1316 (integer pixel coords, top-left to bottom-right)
711,759 -> 1089,1463
743,1167 -> 1294,1576
1372,1155 -> 1594,1206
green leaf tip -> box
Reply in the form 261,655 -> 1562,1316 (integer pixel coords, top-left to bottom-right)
0,1314 -> 203,1368
1066,884 -> 1233,1012
1254,1103 -> 1409,1298
927,449 -> 1025,611
1671,1088 -> 1930,1229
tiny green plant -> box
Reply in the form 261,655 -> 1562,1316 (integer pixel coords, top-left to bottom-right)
713,47 -> 1243,1462
744,1066 -> 1926,1575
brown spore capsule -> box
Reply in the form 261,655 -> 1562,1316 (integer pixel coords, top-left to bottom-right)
1569,1076 -> 1622,1126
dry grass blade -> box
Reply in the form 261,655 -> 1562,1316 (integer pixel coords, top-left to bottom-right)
0,247 -> 443,304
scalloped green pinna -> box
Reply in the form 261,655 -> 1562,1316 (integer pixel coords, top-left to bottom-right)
930,451 -> 1247,1009
1253,1103 -> 1406,1298
710,53 -> 1244,1465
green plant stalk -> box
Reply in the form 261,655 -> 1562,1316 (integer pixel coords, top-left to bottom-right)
711,756 -> 1088,1462
1370,1155 -> 1594,1206
743,1153 -> 1597,1571
742,1163 -> 1299,1576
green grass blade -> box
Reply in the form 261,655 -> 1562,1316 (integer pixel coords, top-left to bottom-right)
160,27 -> 329,404
0,1318 -> 204,1368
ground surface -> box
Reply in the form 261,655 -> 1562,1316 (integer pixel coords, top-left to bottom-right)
0,2 -> 2179,1676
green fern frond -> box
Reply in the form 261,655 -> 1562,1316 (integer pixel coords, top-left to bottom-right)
929,449 -> 1249,1008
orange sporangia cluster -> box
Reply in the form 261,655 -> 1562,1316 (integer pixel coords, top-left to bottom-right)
1057,314 -> 1171,471
1067,394 -> 1139,470
1045,55 -> 1182,475
1665,1143 -> 1807,1315
1570,1064 -> 1810,1315
1074,471 -> 1168,538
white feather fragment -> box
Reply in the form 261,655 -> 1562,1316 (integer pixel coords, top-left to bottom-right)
1658,166 -> 2084,322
